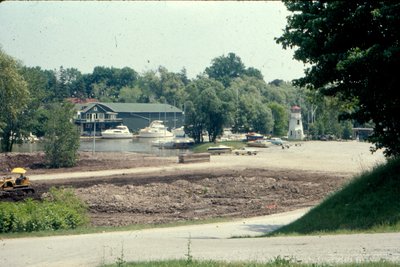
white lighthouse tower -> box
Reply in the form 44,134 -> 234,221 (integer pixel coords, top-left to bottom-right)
288,105 -> 305,140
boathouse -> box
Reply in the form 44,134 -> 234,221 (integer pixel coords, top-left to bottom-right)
74,102 -> 183,135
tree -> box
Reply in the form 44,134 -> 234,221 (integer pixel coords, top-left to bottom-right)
0,49 -> 29,152
268,102 -> 288,137
43,102 -> 80,168
277,1 -> 400,157
184,77 -> 229,143
196,88 -> 225,142
205,53 -> 246,87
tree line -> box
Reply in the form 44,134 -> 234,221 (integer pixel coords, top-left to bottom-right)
1,49 -> 357,156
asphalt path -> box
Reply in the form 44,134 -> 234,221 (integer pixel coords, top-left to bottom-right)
1,208 -> 400,267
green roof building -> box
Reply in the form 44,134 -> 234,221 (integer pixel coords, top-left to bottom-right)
74,102 -> 183,135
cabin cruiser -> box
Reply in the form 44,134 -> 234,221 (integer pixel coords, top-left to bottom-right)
139,120 -> 174,138
172,126 -> 185,137
101,125 -> 132,139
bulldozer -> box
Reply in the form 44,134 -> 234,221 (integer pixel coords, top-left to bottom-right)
0,167 -> 35,197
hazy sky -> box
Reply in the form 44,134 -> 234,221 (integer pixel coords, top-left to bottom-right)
0,1 -> 305,82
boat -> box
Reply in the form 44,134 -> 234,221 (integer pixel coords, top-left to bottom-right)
101,125 -> 132,139
172,126 -> 185,137
139,120 -> 174,138
247,139 -> 273,148
152,137 -> 194,149
245,132 -> 264,141
207,145 -> 232,155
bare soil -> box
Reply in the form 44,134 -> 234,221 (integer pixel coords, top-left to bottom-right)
0,151 -> 349,227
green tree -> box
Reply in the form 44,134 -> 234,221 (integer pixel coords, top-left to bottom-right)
44,102 -> 80,168
205,52 -> 246,87
0,49 -> 29,152
20,66 -> 53,138
268,102 -> 288,137
119,85 -> 142,103
196,88 -> 225,142
277,1 -> 400,157
184,77 -> 229,143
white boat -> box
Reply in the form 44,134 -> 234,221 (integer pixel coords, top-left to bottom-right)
139,120 -> 174,138
172,126 -> 185,137
152,137 -> 194,149
247,139 -> 273,148
101,125 -> 132,139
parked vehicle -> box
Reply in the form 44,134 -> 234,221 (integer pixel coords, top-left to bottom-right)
232,147 -> 258,155
267,137 -> 285,145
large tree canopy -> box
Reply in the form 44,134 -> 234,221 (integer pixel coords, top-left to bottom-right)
0,49 -> 30,152
277,1 -> 400,157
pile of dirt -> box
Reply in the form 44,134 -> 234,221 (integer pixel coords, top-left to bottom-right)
1,152 -> 348,227
36,168 -> 346,227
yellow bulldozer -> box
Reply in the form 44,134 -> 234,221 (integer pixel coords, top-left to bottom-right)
0,167 -> 35,196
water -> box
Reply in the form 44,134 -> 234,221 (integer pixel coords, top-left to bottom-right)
12,137 -> 190,157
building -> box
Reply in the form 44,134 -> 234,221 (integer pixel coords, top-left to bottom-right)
288,105 -> 305,140
74,102 -> 183,135
352,127 -> 373,141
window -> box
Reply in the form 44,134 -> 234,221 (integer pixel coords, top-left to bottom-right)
297,120 -> 300,125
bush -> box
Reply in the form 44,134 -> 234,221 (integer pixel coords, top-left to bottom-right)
0,187 -> 88,233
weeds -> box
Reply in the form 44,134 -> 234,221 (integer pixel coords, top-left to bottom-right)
0,187 -> 88,233
115,242 -> 126,267
185,234 -> 193,264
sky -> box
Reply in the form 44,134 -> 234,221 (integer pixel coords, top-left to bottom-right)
0,1 -> 306,82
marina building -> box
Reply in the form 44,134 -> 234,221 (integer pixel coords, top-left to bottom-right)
74,102 -> 183,135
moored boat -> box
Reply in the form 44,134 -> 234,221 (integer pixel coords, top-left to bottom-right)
207,145 -> 232,155
139,120 -> 174,138
101,125 -> 132,139
245,132 -> 264,141
247,139 -> 273,148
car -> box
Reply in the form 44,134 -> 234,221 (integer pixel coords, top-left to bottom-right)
232,147 -> 258,155
267,137 -> 285,145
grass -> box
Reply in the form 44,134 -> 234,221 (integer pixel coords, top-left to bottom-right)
268,157 -> 400,236
0,216 -> 231,239
102,259 -> 399,267
192,141 -> 246,153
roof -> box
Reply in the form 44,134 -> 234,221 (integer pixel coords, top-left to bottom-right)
77,102 -> 182,113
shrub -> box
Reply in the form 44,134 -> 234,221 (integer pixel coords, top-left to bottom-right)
0,187 -> 88,233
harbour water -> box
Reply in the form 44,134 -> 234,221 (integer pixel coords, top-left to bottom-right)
11,137 -> 190,157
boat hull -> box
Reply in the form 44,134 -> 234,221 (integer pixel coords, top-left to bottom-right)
139,131 -> 174,138
101,134 -> 132,139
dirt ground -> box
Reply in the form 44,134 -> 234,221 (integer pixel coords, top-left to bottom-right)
0,141 -> 384,226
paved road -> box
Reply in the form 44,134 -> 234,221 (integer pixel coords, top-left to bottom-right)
1,208 -> 399,267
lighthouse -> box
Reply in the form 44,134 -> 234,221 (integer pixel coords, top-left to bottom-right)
288,106 -> 305,140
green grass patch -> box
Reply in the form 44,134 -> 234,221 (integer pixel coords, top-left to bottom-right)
269,157 -> 400,236
101,259 -> 399,267
0,187 -> 88,233
0,215 -> 231,239
192,141 -> 246,153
